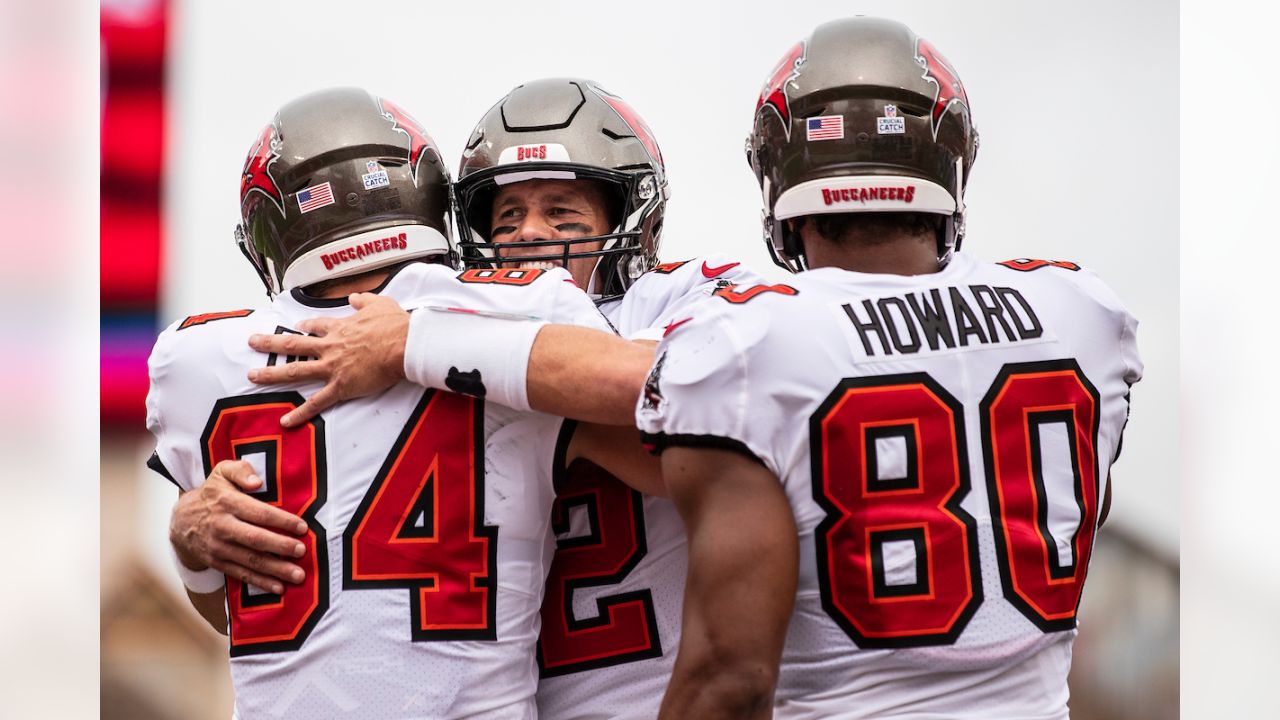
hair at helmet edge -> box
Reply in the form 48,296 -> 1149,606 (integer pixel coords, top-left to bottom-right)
747,17 -> 979,272
235,87 -> 455,297
454,77 -> 669,300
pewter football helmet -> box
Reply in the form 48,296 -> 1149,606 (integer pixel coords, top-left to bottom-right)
236,87 -> 453,296
747,17 -> 979,271
455,78 -> 668,300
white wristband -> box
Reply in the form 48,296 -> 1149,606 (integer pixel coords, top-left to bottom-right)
404,306 -> 548,412
170,543 -> 225,594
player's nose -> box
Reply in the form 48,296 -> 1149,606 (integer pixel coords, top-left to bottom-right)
508,212 -> 555,248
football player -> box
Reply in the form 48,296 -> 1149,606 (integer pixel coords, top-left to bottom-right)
169,79 -> 764,719
637,17 -> 1143,718
446,79 -> 765,719
237,18 -> 1141,717
147,87 -> 649,718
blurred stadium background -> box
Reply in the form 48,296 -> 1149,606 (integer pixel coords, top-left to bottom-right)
100,1 -> 1179,717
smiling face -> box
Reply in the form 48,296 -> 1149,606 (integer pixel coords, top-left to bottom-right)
488,178 -> 614,289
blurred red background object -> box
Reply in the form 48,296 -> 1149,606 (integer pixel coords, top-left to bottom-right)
101,0 -> 167,427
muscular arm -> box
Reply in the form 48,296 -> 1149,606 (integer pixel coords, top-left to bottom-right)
566,421 -> 665,497
527,328 -> 655,425
246,295 -> 655,427
658,447 -> 797,720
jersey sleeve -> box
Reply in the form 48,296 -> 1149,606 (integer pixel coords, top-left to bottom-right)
1054,266 -> 1143,387
145,310 -> 277,493
1066,267 -> 1143,466
398,266 -> 613,331
144,322 -> 206,493
548,270 -> 614,333
634,305 -> 785,475
624,255 -> 764,341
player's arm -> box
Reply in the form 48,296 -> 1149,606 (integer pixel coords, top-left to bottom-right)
657,446 -> 797,720
566,421 -> 666,497
181,578 -> 229,634
525,328 -> 654,425
246,293 -> 654,427
170,491 -> 229,633
170,460 -> 310,602
1099,473 -> 1113,527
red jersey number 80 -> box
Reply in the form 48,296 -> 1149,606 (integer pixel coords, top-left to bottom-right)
810,360 -> 1102,648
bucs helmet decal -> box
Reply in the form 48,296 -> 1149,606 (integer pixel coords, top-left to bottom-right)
756,41 -> 807,139
592,85 -> 664,169
915,37 -> 970,140
240,122 -> 284,213
379,97 -> 439,184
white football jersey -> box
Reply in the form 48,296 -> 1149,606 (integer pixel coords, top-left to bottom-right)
146,263 -> 609,720
636,253 -> 1142,720
534,256 -> 765,720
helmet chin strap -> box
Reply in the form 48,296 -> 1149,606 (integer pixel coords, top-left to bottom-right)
777,215 -> 809,272
583,224 -> 621,296
235,223 -> 279,297
937,156 -> 967,267
583,255 -> 604,296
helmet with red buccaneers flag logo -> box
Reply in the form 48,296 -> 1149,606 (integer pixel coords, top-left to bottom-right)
747,17 -> 979,271
235,87 -> 454,296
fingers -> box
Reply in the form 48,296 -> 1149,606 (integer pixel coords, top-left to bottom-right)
280,386 -> 338,428
216,510 -> 306,555
296,317 -> 337,337
232,496 -> 308,536
348,292 -> 397,311
206,557 -> 286,596
205,533 -> 308,591
247,359 -> 329,386
205,473 -> 306,536
249,331 -> 326,357
211,538 -> 306,585
212,459 -> 262,491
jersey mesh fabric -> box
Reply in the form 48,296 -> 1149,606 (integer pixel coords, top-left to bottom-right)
636,253 -> 1141,719
147,263 -> 608,719
534,255 -> 764,720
